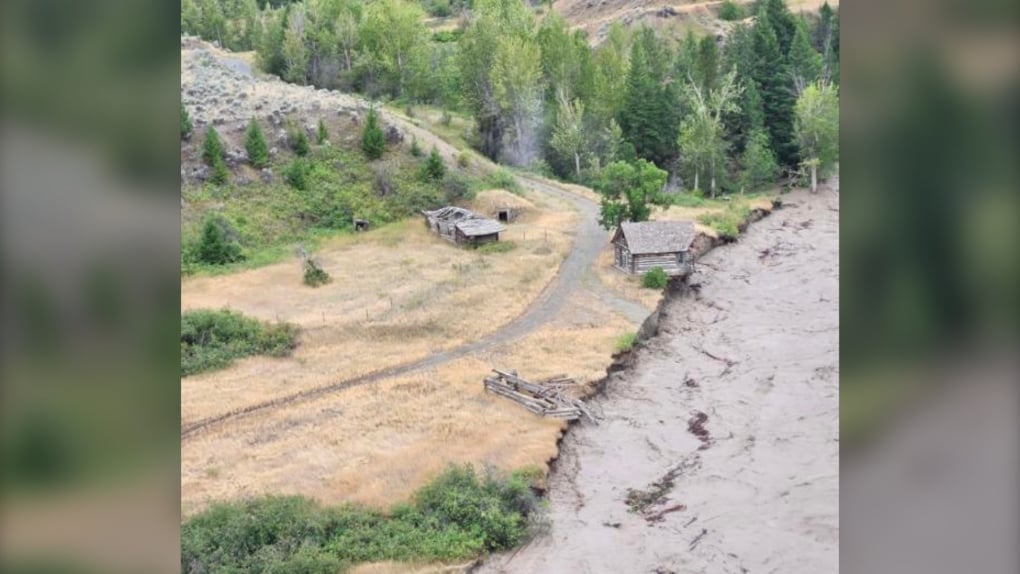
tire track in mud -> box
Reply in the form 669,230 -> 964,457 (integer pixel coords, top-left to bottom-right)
182,176 -> 625,440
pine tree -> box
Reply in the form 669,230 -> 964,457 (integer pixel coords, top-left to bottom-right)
317,119 -> 328,145
210,156 -> 230,186
197,217 -> 243,265
181,103 -> 193,139
422,147 -> 446,180
293,129 -> 310,157
751,8 -> 798,168
788,19 -> 823,95
619,28 -> 679,169
739,128 -> 779,193
361,107 -> 386,160
410,136 -> 423,157
202,126 -> 224,165
245,118 -> 269,168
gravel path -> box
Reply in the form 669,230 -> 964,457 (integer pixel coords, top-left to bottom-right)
477,189 -> 840,574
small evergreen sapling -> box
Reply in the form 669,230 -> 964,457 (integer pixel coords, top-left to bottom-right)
317,119 -> 328,145
422,147 -> 446,180
245,118 -> 270,168
361,107 -> 386,160
293,129 -> 310,157
202,126 -> 224,165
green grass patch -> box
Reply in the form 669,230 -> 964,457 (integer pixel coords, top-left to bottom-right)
615,332 -> 638,353
487,168 -> 521,193
697,203 -> 752,239
180,309 -> 298,376
476,241 -> 516,254
181,464 -> 544,573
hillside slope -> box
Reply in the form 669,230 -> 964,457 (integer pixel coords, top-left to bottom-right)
553,0 -> 839,44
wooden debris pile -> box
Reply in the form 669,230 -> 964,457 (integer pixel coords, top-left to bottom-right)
483,369 -> 598,423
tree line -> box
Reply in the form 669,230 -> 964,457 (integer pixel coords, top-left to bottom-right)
182,0 -> 839,199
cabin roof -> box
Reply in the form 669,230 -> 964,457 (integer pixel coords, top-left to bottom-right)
616,220 -> 696,255
455,218 -> 505,237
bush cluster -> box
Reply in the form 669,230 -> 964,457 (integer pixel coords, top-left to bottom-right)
303,259 -> 331,287
194,216 -> 244,266
615,332 -> 638,353
718,0 -> 745,21
642,267 -> 669,289
181,465 -> 542,572
180,309 -> 298,376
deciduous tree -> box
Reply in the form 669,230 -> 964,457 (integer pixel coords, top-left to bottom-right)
794,82 -> 839,192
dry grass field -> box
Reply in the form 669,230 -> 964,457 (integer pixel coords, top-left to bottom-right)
181,288 -> 635,516
181,188 -> 575,426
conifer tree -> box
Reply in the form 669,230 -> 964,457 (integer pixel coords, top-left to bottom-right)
245,118 -> 269,168
751,8 -> 798,167
422,147 -> 446,180
210,156 -> 230,186
619,28 -> 679,169
739,128 -> 779,193
788,19 -> 823,95
293,129 -> 310,157
202,126 -> 224,165
317,119 -> 328,145
361,107 -> 386,160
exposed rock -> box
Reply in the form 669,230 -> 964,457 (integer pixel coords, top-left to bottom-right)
260,168 -> 274,183
385,125 -> 404,145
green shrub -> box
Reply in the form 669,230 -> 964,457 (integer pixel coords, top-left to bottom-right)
410,136 -> 423,157
303,260 -> 331,287
180,309 -> 297,376
195,216 -> 244,265
201,126 -> 223,165
488,168 -> 520,192
180,464 -> 541,571
181,103 -> 193,139
642,267 -> 669,289
421,147 -> 446,180
615,332 -> 638,352
719,0 -> 744,21
284,159 -> 310,190
245,118 -> 270,168
361,107 -> 386,160
457,151 -> 470,167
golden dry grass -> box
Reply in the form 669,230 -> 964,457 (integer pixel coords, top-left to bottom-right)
594,248 -> 665,310
181,189 -> 576,426
180,290 -> 636,517
349,561 -> 477,574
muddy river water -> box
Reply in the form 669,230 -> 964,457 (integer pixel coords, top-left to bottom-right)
479,189 -> 839,573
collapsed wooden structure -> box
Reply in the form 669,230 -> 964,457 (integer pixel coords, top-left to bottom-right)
422,206 -> 505,246
483,369 -> 597,423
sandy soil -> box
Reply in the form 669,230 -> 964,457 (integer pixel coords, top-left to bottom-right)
478,188 -> 839,573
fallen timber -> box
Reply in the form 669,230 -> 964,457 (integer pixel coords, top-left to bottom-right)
483,369 -> 598,424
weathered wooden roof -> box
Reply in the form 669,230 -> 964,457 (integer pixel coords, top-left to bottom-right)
617,220 -> 696,254
455,218 -> 505,237
423,206 -> 475,221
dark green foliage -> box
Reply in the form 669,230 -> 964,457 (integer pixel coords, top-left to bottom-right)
209,156 -> 230,186
410,137 -> 423,157
740,128 -> 780,193
594,160 -> 667,229
422,147 -> 446,181
245,118 -> 270,168
488,168 -> 520,193
201,126 -> 224,165
196,216 -> 244,265
441,172 -> 473,203
751,7 -> 798,167
180,309 -> 297,376
618,28 -> 680,169
180,464 -> 541,572
293,128 -> 310,157
303,259 -> 331,287
718,0 -> 744,21
283,158 -> 311,190
181,103 -> 193,139
317,119 -> 328,145
642,267 -> 669,289
361,107 -> 386,160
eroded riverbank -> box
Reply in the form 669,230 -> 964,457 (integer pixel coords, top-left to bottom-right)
478,189 -> 839,573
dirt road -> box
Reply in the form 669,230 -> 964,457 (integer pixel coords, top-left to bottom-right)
478,189 -> 839,573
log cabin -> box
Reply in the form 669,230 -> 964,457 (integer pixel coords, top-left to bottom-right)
612,220 -> 697,276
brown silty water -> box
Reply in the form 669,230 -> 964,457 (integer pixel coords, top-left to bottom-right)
478,189 -> 839,573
